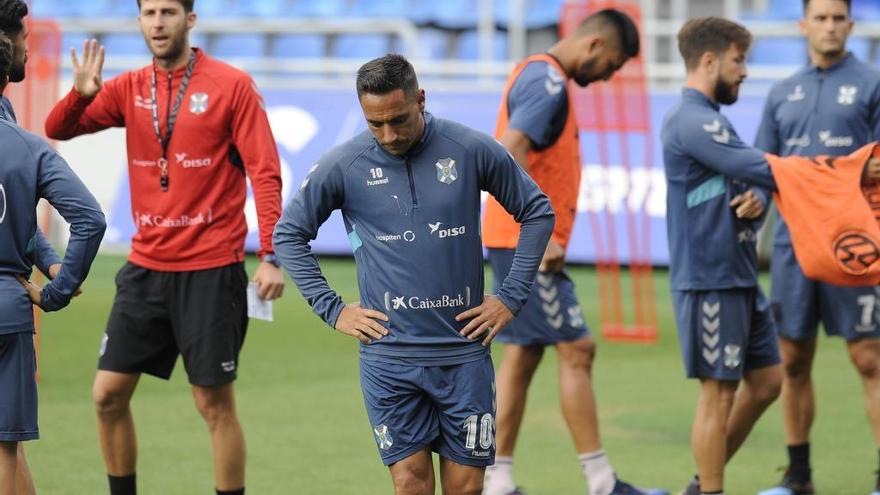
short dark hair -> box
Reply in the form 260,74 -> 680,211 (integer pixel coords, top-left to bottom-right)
356,54 -> 419,99
576,8 -> 640,59
0,32 -> 13,81
136,0 -> 195,13
0,0 -> 27,36
677,17 -> 752,71
803,0 -> 851,14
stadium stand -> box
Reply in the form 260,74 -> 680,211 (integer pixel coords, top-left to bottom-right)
213,32 -> 269,58
748,37 -> 807,65
333,33 -> 391,60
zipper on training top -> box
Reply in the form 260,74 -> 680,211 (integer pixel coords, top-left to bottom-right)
405,158 -> 419,207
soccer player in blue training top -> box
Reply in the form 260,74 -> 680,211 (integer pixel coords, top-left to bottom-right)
662,17 -> 785,495
0,31 -> 106,495
753,1 -> 880,493
0,1 -> 85,492
274,54 -> 555,495
481,8 -> 667,495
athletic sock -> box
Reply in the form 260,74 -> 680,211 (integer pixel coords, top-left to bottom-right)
216,489 -> 244,495
484,456 -> 515,495
579,449 -> 616,495
108,473 -> 136,495
787,442 -> 811,481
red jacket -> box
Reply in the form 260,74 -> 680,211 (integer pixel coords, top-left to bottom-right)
46,48 -> 282,271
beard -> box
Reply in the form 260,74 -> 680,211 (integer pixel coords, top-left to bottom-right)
714,78 -> 740,105
147,30 -> 188,64
8,61 -> 24,83
573,58 -> 602,87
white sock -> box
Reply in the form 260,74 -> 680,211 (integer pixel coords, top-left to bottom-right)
579,450 -> 616,495
484,456 -> 515,495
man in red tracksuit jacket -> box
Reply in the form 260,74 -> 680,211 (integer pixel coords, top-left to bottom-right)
45,1 -> 283,494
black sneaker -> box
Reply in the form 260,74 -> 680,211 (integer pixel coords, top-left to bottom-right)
756,468 -> 814,495
871,469 -> 880,495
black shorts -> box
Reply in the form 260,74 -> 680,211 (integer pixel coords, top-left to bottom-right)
98,262 -> 248,386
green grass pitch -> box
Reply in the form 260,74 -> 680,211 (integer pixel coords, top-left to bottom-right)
24,255 -> 875,494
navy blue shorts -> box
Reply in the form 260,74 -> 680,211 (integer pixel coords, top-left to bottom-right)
771,244 -> 880,342
488,249 -> 589,346
359,356 -> 496,467
672,287 -> 780,380
0,332 -> 38,442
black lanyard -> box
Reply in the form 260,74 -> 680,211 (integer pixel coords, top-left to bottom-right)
151,50 -> 196,192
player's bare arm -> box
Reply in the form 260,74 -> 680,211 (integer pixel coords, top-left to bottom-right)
540,238 -> 566,273
71,39 -> 104,99
251,262 -> 284,300
730,189 -> 765,219
335,302 -> 389,344
862,156 -> 880,183
499,128 -> 533,172
456,295 -> 515,346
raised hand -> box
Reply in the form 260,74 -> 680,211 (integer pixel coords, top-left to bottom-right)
71,39 -> 105,99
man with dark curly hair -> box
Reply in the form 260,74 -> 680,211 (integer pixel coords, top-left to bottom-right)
0,2 -> 64,494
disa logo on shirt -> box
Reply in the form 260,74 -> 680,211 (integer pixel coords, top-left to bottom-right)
429,221 -> 465,238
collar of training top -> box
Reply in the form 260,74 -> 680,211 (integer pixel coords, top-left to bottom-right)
681,87 -> 720,111
153,47 -> 205,77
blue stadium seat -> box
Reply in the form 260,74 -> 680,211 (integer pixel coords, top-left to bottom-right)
333,34 -> 390,60
34,0 -> 112,17
230,0 -> 294,17
105,0 -> 140,18
289,0 -> 350,18
272,34 -> 326,58
407,0 -> 438,25
526,0 -> 564,28
102,33 -> 150,56
748,38 -> 807,65
195,0 -> 234,18
455,30 -> 507,61
413,29 -> 450,60
60,32 -> 92,53
349,0 -> 411,18
765,0 -> 802,20
434,0 -> 479,29
212,33 -> 268,58
848,37 -> 871,61
853,0 -> 880,21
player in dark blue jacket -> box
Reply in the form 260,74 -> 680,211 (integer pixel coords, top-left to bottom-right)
753,1 -> 880,493
662,18 -> 784,495
0,30 -> 106,494
274,54 -> 554,494
0,2 -> 67,492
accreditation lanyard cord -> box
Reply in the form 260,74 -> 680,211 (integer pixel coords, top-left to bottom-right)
151,50 -> 196,192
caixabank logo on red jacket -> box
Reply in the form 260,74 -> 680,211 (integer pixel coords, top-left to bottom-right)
834,231 -> 880,275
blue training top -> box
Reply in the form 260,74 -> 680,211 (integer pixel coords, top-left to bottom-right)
754,53 -> 880,246
0,118 -> 106,332
274,112 -> 555,366
1,94 -> 62,274
661,88 -> 776,291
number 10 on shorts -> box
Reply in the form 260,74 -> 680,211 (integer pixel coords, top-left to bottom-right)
464,413 -> 495,450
